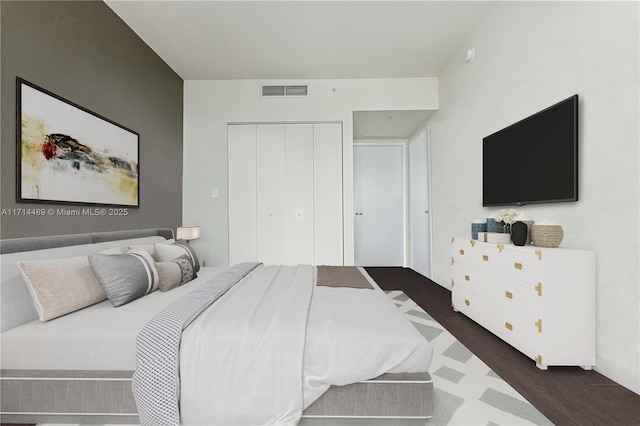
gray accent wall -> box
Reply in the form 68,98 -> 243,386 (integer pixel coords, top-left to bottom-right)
1,1 -> 183,238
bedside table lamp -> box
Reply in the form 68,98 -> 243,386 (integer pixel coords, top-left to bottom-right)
176,226 -> 200,244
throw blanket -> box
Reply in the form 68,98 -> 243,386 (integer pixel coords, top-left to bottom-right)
179,265 -> 314,425
131,262 -> 261,426
316,265 -> 373,289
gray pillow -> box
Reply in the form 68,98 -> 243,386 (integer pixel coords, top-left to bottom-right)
88,249 -> 159,307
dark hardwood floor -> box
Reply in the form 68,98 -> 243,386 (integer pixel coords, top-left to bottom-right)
366,267 -> 640,426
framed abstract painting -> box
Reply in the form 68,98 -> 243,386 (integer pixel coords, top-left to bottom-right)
16,77 -> 139,207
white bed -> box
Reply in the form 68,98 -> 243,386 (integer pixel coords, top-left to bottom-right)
0,229 -> 434,425
1,266 -> 227,371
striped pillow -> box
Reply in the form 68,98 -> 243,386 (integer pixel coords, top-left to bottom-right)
88,248 -> 159,307
156,254 -> 197,292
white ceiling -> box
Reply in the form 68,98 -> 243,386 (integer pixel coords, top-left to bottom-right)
105,0 -> 494,138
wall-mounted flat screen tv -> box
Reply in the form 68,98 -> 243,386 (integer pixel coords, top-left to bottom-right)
483,95 -> 578,206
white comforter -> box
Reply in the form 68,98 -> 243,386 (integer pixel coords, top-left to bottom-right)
178,265 -> 432,425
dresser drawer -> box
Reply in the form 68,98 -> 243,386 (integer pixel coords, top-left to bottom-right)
452,239 -> 542,286
492,247 -> 541,284
452,239 -> 501,270
491,309 -> 539,361
453,288 -> 539,361
451,239 -> 475,265
452,264 -> 539,320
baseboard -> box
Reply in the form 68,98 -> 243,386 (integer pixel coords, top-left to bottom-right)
595,356 -> 640,395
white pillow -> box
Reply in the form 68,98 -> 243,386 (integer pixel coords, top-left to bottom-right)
127,238 -> 175,261
154,240 -> 200,272
18,247 -> 121,321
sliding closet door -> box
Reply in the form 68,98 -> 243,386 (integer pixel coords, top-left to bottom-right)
228,122 -> 343,266
284,124 -> 314,265
314,123 -> 343,265
256,124 -> 286,265
228,125 -> 257,265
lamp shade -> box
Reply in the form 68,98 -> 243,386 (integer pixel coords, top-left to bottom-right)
176,226 -> 200,241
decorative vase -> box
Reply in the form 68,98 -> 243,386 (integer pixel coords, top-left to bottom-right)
513,212 -> 534,245
511,221 -> 528,246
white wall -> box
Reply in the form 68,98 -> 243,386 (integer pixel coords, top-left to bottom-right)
429,2 -> 639,392
183,78 -> 438,268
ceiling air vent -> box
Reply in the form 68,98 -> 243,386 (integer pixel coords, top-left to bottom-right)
261,84 -> 308,97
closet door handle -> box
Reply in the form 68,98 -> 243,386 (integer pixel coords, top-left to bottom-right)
355,212 -> 364,216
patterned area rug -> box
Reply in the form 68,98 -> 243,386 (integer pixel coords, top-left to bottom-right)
38,291 -> 551,426
386,290 -> 553,426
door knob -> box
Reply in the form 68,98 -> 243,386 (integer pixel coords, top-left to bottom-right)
355,212 -> 364,216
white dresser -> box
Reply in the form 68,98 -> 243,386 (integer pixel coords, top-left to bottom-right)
451,237 -> 596,370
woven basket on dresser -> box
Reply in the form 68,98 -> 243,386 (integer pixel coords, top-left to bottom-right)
530,224 -> 564,248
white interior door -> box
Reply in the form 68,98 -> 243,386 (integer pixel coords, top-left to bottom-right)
409,128 -> 432,278
354,144 -> 404,266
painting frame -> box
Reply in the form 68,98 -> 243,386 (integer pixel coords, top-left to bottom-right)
16,77 -> 140,208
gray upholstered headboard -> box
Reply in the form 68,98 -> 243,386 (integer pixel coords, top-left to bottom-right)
0,228 -> 174,254
0,228 -> 174,332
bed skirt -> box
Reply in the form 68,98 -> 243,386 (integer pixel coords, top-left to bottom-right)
0,369 -> 433,424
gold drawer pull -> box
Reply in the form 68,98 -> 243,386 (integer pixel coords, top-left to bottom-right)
482,255 -> 489,261
464,299 -> 470,306
505,322 -> 513,331
459,249 -> 465,255
505,291 -> 513,299
464,275 -> 470,281
514,262 -> 523,270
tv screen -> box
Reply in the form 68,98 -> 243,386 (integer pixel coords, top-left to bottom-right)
482,95 -> 578,206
